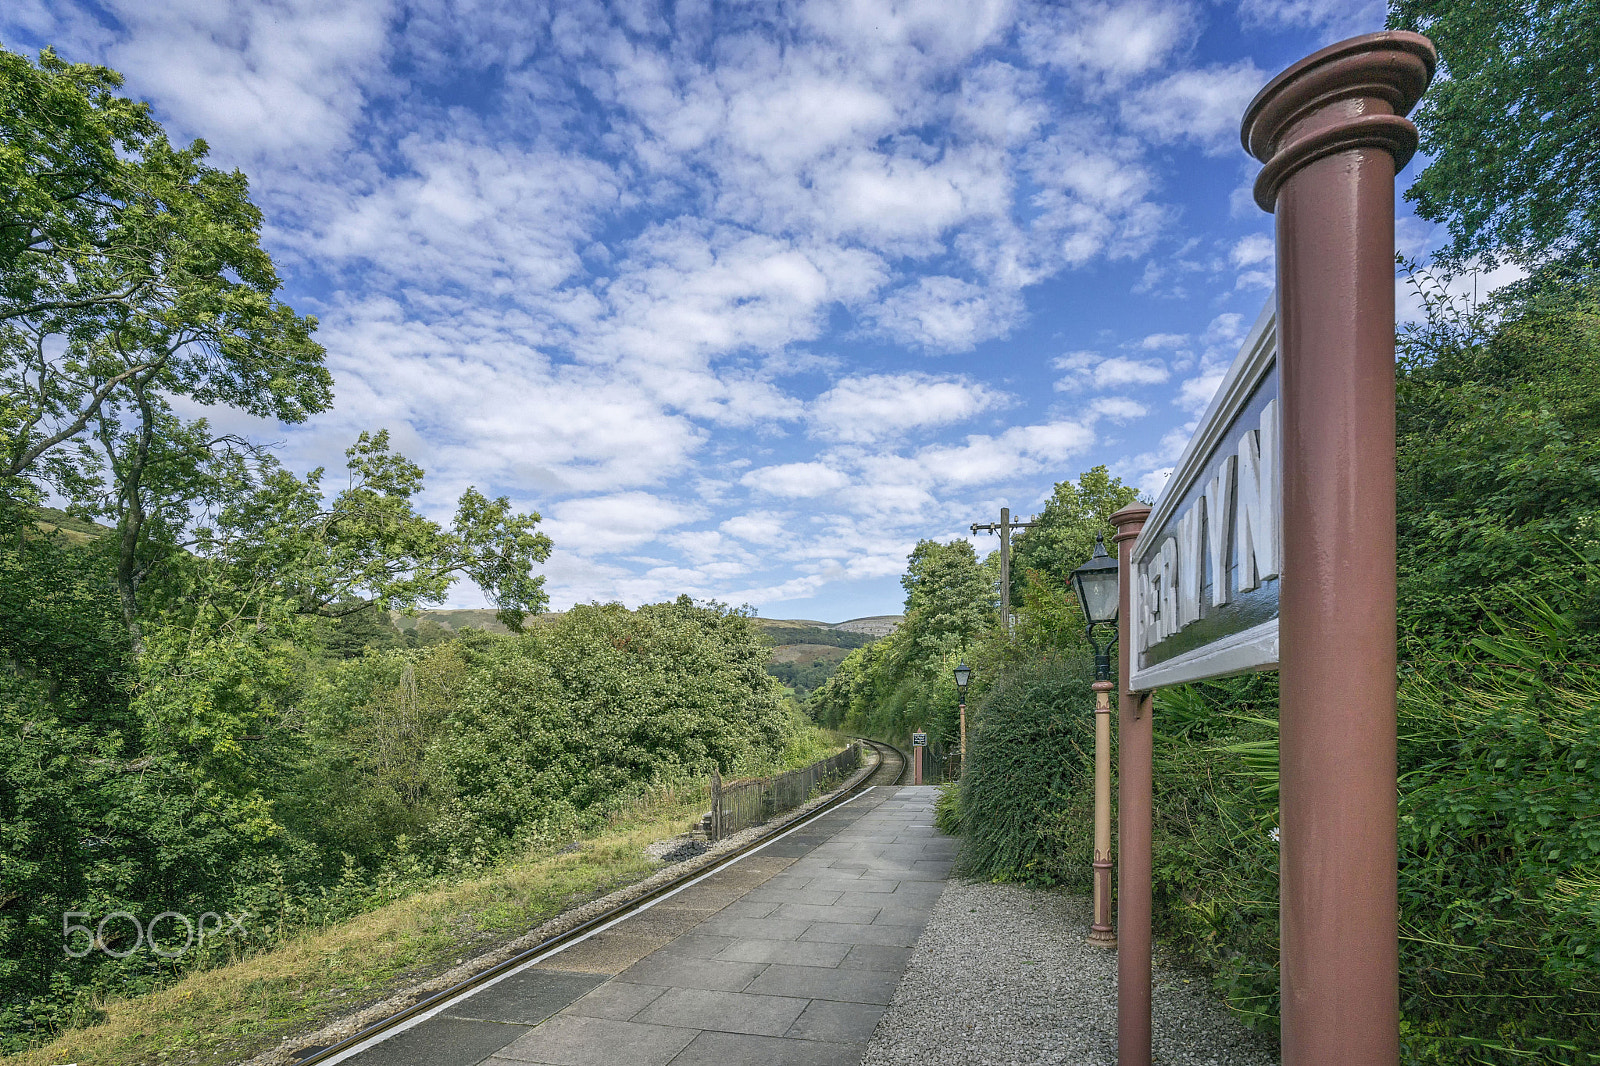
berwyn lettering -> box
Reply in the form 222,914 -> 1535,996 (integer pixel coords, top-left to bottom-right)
1139,398 -> 1279,652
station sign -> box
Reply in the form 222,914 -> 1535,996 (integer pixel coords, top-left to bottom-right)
1129,299 -> 1281,691
911,732 -> 928,747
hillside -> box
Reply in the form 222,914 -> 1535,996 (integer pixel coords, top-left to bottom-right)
381,609 -> 901,701
386,609 -> 904,647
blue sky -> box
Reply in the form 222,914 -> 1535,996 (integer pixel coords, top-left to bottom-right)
4,0 -> 1483,622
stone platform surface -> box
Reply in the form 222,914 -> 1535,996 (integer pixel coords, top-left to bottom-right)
337,785 -> 950,1066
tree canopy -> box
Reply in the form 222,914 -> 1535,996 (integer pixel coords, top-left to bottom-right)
1391,0 -> 1600,268
0,47 -> 329,503
1009,464 -> 1139,593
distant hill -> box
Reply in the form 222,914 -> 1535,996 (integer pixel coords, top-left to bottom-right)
756,615 -> 903,638
382,609 -> 900,701
385,609 -> 903,641
29,506 -> 111,545
387,607 -> 516,635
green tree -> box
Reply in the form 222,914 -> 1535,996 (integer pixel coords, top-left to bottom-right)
900,538 -> 996,654
1010,465 -> 1139,595
1390,0 -> 1600,268
1395,267 -> 1600,644
0,45 -> 329,502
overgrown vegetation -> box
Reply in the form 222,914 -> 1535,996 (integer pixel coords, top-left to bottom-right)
933,287 -> 1600,1064
808,536 -> 1000,742
919,5 -> 1600,1057
0,46 -> 822,1054
5,788 -> 718,1066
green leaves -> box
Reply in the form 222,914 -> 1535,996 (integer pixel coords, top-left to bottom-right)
0,44 -> 329,497
1009,465 -> 1139,599
1391,0 -> 1600,268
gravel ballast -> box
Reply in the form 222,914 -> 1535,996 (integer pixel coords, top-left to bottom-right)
862,879 -> 1280,1066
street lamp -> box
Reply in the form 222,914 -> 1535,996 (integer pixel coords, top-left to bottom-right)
1071,533 -> 1120,680
1071,533 -> 1119,947
953,661 -> 971,766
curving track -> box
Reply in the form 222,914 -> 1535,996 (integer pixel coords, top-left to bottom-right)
290,738 -> 906,1065
863,737 -> 907,786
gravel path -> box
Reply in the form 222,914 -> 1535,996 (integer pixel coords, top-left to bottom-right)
862,880 -> 1280,1066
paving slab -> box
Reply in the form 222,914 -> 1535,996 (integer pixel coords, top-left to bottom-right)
492,1014 -> 696,1066
339,786 -> 948,1066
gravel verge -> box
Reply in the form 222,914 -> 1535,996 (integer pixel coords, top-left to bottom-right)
863,879 -> 1279,1066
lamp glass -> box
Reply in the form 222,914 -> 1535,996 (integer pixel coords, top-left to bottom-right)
1071,535 -> 1121,626
953,662 -> 971,690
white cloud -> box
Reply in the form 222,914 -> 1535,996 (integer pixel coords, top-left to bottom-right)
1140,332 -> 1189,350
1021,0 -> 1196,86
916,419 -> 1097,487
742,462 -> 852,498
1090,396 -> 1149,422
4,0 -> 1324,617
1123,60 -> 1267,153
869,276 -> 1025,352
104,0 -> 391,162
810,373 -> 1008,443
1202,311 -> 1247,346
1230,233 -> 1273,268
544,492 -> 706,556
720,511 -> 797,546
1237,0 -> 1385,35
1055,351 -> 1172,390
1175,368 -> 1227,414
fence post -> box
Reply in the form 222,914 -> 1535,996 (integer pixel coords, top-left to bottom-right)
711,767 -> 722,842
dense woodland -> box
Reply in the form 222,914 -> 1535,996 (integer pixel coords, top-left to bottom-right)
0,47 -> 821,1051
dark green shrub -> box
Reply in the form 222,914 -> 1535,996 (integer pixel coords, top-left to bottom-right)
954,658 -> 1096,889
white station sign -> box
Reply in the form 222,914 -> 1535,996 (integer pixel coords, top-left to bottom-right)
1130,299 -> 1281,691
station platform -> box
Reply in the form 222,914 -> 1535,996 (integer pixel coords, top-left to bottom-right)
336,785 -> 951,1066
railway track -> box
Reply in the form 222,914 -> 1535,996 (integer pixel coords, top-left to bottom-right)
291,737 -> 906,1065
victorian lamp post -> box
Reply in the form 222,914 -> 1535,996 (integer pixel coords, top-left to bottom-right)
953,661 -> 971,766
1072,533 -> 1120,947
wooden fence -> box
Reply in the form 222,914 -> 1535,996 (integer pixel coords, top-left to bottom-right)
708,742 -> 861,841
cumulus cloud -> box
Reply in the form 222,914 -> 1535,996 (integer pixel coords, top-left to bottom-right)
543,492 -> 706,556
1237,0 -> 1385,34
1021,0 -> 1197,87
1090,396 -> 1149,422
742,462 -> 852,498
868,276 -> 1026,353
2,0 -> 1309,614
810,373 -> 1009,443
1230,233 -> 1273,268
1055,351 -> 1172,390
1122,60 -> 1267,153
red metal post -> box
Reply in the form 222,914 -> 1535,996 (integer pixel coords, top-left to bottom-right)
1242,32 -> 1434,1066
1111,502 -> 1152,1066
912,740 -> 923,786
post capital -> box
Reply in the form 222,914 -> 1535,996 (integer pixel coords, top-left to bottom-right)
1241,30 -> 1435,213
1110,502 -> 1151,544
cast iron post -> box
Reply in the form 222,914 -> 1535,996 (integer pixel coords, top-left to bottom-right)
1111,502 -> 1152,1066
1088,677 -> 1117,947
1242,31 -> 1434,1066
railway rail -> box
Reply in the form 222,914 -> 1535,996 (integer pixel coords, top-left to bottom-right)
291,737 -> 907,1065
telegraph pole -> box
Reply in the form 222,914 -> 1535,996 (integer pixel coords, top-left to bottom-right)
970,507 -> 1037,634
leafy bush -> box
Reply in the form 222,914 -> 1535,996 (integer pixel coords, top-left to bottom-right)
1140,596 -> 1600,1065
953,659 -> 1096,889
0,527 -> 815,1051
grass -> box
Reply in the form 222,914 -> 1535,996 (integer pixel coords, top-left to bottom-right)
4,795 -> 711,1066
6,727 -> 850,1066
